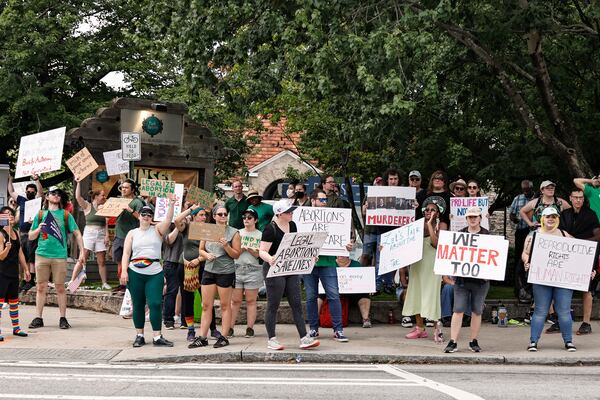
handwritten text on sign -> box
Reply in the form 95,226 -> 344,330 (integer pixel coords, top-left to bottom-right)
528,233 -> 598,292
434,230 -> 509,281
96,197 -> 132,217
241,234 -> 261,250
450,197 -> 489,231
188,222 -> 226,242
66,147 -> 99,182
337,267 -> 376,293
15,127 -> 66,179
365,186 -> 416,226
293,207 -> 352,256
379,218 -> 425,275
154,184 -> 184,222
103,150 -> 129,176
266,232 -> 328,278
186,185 -> 215,209
139,178 -> 176,198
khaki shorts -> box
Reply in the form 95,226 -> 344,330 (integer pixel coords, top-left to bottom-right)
35,256 -> 67,285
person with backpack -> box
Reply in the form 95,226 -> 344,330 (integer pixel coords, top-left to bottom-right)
519,180 -> 571,230
28,186 -> 84,329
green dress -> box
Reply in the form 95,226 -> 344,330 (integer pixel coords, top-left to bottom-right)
402,236 -> 441,321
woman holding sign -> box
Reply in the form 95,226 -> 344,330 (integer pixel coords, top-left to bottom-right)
403,196 -> 447,340
522,207 -> 577,352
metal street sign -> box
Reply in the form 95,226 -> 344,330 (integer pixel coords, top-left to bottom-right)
121,132 -> 141,161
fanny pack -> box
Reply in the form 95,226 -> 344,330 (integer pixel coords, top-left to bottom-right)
130,258 -> 160,268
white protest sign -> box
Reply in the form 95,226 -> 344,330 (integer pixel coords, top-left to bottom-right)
336,267 -> 376,293
23,197 -> 42,223
266,231 -> 328,278
103,149 -> 129,176
292,206 -> 352,256
450,197 -> 490,231
365,186 -> 416,226
379,218 -> 425,275
121,132 -> 141,161
434,230 -> 509,281
11,181 -> 34,197
15,127 -> 66,178
528,233 -> 598,292
154,184 -> 184,222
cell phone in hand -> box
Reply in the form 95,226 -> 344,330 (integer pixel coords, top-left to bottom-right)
0,219 -> 9,227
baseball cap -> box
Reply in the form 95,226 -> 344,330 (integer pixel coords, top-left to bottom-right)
465,206 -> 482,217
273,199 -> 296,215
140,205 -> 154,215
540,180 -> 555,190
241,208 -> 258,219
541,207 -> 559,217
408,170 -> 421,179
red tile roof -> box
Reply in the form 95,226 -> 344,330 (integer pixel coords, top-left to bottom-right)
244,117 -> 306,170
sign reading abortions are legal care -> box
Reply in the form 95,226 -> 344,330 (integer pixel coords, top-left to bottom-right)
450,197 -> 490,232
139,178 -> 176,198
66,147 -> 99,182
15,127 -> 66,179
266,231 -> 328,278
365,186 -> 416,227
292,206 -> 352,256
434,230 -> 509,281
379,218 -> 425,275
528,233 -> 598,292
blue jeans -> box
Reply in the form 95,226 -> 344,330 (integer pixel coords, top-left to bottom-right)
304,267 -> 342,332
375,234 -> 394,289
530,284 -> 573,344
162,261 -> 181,322
441,284 -> 471,319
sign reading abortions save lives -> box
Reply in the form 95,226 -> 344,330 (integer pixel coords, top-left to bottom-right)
365,186 -> 416,227
434,230 -> 509,281
266,232 -> 328,278
450,197 -> 489,231
293,206 -> 352,256
528,233 -> 598,292
15,127 -> 66,179
379,218 -> 425,275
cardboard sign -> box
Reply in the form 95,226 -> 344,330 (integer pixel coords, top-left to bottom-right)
92,165 -> 198,194
103,149 -> 129,176
121,132 -> 141,161
11,181 -> 34,197
528,233 -> 598,292
292,206 -> 352,256
241,233 -> 261,250
379,218 -> 425,275
266,231 -> 328,278
450,197 -> 490,231
140,178 -> 176,198
15,127 -> 66,178
365,186 -> 416,226
336,267 -> 376,294
96,197 -> 132,217
23,197 -> 42,223
434,230 -> 509,281
66,147 -> 99,182
154,184 -> 184,222
188,222 -> 227,242
186,185 -> 215,209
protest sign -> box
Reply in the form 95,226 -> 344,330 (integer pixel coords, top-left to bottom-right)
154,184 -> 184,222
365,186 -> 416,227
66,147 -> 98,182
10,181 -> 34,197
292,206 -> 352,256
24,197 -> 42,223
188,222 -> 227,242
241,233 -> 261,250
103,149 -> 129,176
528,233 -> 598,292
336,267 -> 376,294
379,218 -> 425,275
96,197 -> 132,217
434,230 -> 509,281
15,127 -> 66,178
186,185 -> 215,209
266,232 -> 328,278
450,197 -> 490,231
140,178 -> 176,198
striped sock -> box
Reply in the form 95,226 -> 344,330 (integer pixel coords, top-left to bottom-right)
185,316 -> 194,327
8,299 -> 21,334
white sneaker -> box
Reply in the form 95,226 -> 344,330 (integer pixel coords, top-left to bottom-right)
401,316 -> 413,328
174,315 -> 181,325
101,283 -> 112,290
267,337 -> 285,350
299,335 -> 320,349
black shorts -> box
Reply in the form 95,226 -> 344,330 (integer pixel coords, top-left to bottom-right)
19,231 -> 37,264
112,237 -> 125,263
0,276 -> 19,300
344,293 -> 371,303
201,271 -> 235,288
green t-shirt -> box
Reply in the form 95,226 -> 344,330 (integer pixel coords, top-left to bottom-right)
225,195 -> 249,229
115,197 -> 145,239
315,255 -> 337,268
584,184 -> 600,221
249,202 -> 274,232
32,209 -> 79,259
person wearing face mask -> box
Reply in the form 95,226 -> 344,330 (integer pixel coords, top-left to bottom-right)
7,174 -> 43,292
292,183 -> 310,207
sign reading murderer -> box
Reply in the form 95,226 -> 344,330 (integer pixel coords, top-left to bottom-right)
450,197 -> 490,231
121,132 -> 141,161
379,218 -> 425,275
266,232 -> 328,278
96,197 -> 132,217
434,230 -> 509,281
528,233 -> 598,292
365,186 -> 416,227
103,149 -> 129,176
186,185 -> 215,209
336,267 -> 376,294
15,127 -> 66,179
154,184 -> 183,222
292,206 -> 352,256
66,147 -> 99,182
188,222 -> 227,242
139,178 -> 176,198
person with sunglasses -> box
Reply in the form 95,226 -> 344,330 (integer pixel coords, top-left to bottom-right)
416,171 -> 451,225
120,199 -> 175,348
449,179 -> 467,197
192,206 -> 241,348
466,180 -> 482,198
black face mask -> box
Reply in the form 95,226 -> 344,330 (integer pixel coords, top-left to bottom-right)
295,191 -> 305,199
26,192 -> 36,200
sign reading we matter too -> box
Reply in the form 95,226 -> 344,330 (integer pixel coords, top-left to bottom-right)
15,127 -> 66,179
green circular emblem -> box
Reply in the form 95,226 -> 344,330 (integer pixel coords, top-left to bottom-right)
142,114 -> 163,136
96,170 -> 109,183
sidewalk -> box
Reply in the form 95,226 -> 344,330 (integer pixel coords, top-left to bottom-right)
1,305 -> 599,365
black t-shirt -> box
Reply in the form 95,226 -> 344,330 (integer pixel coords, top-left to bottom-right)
559,207 -> 600,240
0,230 -> 20,279
416,190 -> 451,224
261,221 -> 297,256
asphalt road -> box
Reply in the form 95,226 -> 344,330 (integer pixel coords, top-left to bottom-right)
0,362 -> 596,400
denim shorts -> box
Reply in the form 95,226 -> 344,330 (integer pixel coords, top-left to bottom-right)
235,264 -> 263,289
453,279 -> 490,315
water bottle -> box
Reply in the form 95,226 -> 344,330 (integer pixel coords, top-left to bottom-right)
491,303 -> 498,324
388,308 -> 396,324
498,302 -> 508,327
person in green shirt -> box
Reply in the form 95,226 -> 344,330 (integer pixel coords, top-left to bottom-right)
574,175 -> 600,220
224,179 -> 248,229
247,191 -> 274,231
28,186 -> 84,330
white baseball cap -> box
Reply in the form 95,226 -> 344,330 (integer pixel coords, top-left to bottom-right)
273,199 -> 297,215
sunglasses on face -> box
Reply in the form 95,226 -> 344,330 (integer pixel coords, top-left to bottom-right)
48,191 -> 60,196
455,187 -> 465,191
433,177 -> 444,181
242,215 -> 255,220
317,198 -> 327,203
423,208 -> 438,212
140,212 -> 153,217
216,213 -> 228,217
